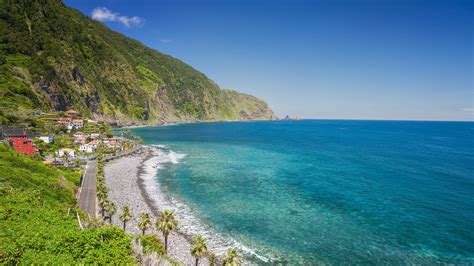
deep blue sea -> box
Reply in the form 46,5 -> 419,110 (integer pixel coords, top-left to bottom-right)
131,120 -> 474,264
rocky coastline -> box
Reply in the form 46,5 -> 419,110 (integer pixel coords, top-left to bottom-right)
103,147 -> 212,265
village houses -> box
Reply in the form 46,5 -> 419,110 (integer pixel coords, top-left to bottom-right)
57,110 -> 84,130
79,143 -> 96,153
56,148 -> 75,158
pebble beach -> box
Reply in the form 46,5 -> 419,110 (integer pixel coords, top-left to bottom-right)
104,147 -> 211,265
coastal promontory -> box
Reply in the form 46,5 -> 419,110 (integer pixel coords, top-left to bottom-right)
0,0 -> 276,126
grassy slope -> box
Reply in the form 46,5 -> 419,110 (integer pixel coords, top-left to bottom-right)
0,0 -> 275,125
0,144 -> 134,264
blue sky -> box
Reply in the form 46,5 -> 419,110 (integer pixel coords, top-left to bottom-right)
64,0 -> 473,121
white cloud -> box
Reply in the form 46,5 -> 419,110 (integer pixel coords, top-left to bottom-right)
160,39 -> 172,44
91,7 -> 143,27
461,108 -> 474,113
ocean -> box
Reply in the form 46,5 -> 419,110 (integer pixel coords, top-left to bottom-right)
130,120 -> 474,264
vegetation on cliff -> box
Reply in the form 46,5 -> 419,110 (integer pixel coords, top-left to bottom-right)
0,144 -> 134,263
0,0 -> 275,125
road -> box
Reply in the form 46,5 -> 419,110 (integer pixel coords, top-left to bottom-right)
77,145 -> 142,217
77,160 -> 97,218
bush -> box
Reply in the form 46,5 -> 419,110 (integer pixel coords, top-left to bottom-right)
136,234 -> 164,255
0,144 -> 134,264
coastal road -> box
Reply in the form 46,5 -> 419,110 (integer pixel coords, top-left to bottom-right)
77,145 -> 142,217
78,160 -> 97,218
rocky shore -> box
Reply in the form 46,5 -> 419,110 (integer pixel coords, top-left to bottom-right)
104,147 -> 211,265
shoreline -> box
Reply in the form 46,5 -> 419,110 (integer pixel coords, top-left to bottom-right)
111,118 -> 281,130
104,147 -> 205,264
135,149 -> 208,261
134,150 -> 217,256
104,123 -> 473,265
134,150 -> 202,245
104,146 -> 257,265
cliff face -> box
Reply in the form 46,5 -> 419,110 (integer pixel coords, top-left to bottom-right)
0,0 -> 276,125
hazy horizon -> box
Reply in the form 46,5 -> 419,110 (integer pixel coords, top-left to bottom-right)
66,0 -> 473,121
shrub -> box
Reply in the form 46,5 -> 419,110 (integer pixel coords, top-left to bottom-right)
0,144 -> 134,264
136,234 -> 164,255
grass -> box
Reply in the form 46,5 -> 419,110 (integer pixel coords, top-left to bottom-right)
0,143 -> 135,264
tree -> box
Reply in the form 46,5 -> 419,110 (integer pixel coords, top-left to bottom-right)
138,212 -> 152,235
104,201 -> 116,223
156,210 -> 177,252
191,235 -> 208,266
119,206 -> 132,231
99,198 -> 109,218
97,142 -> 106,154
62,152 -> 69,165
97,186 -> 107,200
223,248 -> 241,266
208,252 -> 217,266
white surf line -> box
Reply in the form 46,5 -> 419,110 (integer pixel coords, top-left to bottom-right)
140,145 -> 273,262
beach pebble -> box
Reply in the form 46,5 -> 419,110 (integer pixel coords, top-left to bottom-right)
104,149 -> 211,265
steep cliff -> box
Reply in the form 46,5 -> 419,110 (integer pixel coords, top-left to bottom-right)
0,0 -> 276,125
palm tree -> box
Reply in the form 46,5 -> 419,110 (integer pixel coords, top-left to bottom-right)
223,248 -> 241,266
97,189 -> 107,201
208,252 -> 217,266
104,201 -> 116,223
99,198 -> 109,218
156,210 -> 178,252
97,142 -> 106,154
190,235 -> 208,266
96,184 -> 108,199
119,206 -> 132,231
138,212 -> 152,235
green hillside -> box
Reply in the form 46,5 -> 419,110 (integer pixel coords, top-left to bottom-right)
0,143 -> 134,263
0,0 -> 275,125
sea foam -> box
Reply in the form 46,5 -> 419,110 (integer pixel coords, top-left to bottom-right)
140,146 -> 271,261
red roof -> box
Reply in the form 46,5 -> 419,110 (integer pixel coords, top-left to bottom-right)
58,117 -> 72,123
8,137 -> 38,156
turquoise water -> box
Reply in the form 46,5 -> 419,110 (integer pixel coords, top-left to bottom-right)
131,120 -> 474,264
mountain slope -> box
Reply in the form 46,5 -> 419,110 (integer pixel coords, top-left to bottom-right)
0,0 -> 276,125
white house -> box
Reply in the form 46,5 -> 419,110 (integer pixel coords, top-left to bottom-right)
56,148 -> 75,158
88,140 -> 99,149
38,134 -> 54,144
72,119 -> 84,128
79,144 -> 95,153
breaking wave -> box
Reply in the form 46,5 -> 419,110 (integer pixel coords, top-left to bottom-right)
140,145 -> 272,262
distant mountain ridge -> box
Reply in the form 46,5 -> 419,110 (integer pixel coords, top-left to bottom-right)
0,0 -> 276,125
